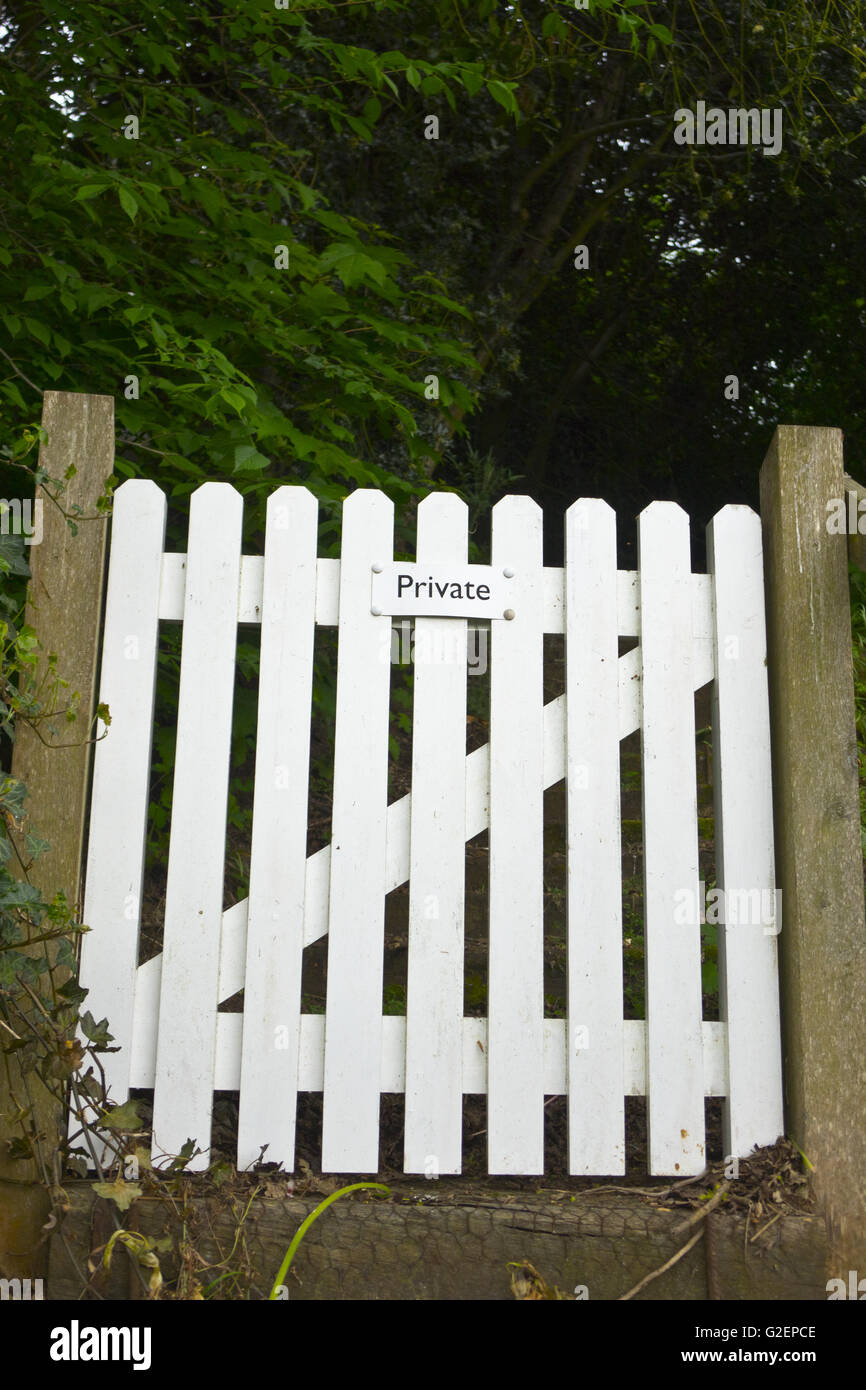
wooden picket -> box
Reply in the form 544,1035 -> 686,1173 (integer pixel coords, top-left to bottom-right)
236,487 -> 318,1171
75,482 -> 784,1178
403,493 -> 468,1176
565,499 -> 624,1175
639,503 -> 705,1175
321,490 -> 394,1173
707,506 -> 783,1159
151,484 -> 242,1170
488,496 -> 545,1173
74,480 -> 165,1162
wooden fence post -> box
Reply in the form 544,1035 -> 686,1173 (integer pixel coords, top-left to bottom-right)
0,391 -> 114,1282
760,425 -> 866,1277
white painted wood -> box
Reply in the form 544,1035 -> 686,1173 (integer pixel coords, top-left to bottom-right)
404,494 -> 468,1175
142,620 -> 713,997
161,553 -> 340,626
162,555 -> 650,635
91,482 -> 772,1179
321,490 -> 394,1172
487,496 -> 545,1173
151,483 -> 242,1171
75,481 -> 165,1159
142,1007 -> 728,1119
131,602 -> 714,1020
237,488 -> 318,1170
159,554 -> 709,643
706,506 -> 783,1157
564,500 -> 625,1174
543,568 -> 641,638
638,502 -> 706,1175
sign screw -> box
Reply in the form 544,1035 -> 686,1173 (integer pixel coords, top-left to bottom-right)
371,606 -> 382,616
372,562 -> 384,574
503,608 -> 515,621
503,568 -> 515,579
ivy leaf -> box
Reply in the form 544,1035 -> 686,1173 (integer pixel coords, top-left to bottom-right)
79,1010 -> 114,1047
93,1178 -> 143,1212
98,1098 -> 144,1132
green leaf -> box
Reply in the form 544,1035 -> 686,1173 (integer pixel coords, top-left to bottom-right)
233,445 -> 270,472
461,68 -> 485,98
23,317 -> 50,347
345,114 -> 372,141
362,96 -> 382,123
486,80 -> 518,115
649,23 -> 674,43
220,387 -> 249,416
74,184 -> 108,201
98,1099 -> 143,1132
57,977 -> 88,1005
191,180 -> 222,224
541,14 -> 567,38
118,186 -> 138,221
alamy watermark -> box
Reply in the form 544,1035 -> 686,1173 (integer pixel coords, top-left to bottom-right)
49,1320 -> 151,1370
0,1276 -> 44,1300
381,619 -> 488,675
673,882 -> 781,934
673,101 -> 782,157
826,1270 -> 866,1299
826,491 -> 866,534
0,497 -> 42,545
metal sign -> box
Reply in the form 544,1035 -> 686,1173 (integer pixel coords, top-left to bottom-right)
370,562 -> 516,620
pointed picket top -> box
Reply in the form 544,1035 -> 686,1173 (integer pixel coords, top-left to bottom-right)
709,502 -> 759,526
567,496 -> 615,517
491,493 -> 543,529
565,496 -> 616,538
266,483 -> 318,520
342,486 -> 395,516
111,477 -> 167,507
417,490 -> 468,519
637,498 -> 691,534
416,489 -> 468,540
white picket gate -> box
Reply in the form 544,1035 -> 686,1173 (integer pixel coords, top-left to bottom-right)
75,481 -> 784,1178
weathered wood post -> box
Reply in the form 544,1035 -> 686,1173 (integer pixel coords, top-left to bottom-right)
760,425 -> 866,1277
0,391 -> 113,1283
